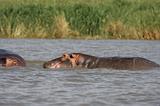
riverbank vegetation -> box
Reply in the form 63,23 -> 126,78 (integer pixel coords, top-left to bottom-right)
0,0 -> 160,40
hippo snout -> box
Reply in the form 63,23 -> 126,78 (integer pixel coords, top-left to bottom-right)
43,62 -> 48,68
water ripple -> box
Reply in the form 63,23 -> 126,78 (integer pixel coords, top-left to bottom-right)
0,39 -> 160,106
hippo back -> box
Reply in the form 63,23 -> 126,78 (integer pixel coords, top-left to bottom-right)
96,57 -> 159,70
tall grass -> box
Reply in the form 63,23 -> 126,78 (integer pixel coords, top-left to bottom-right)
0,0 -> 160,39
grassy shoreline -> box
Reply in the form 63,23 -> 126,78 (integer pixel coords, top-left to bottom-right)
0,0 -> 160,40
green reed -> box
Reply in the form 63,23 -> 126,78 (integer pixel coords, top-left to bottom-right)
0,0 -> 160,39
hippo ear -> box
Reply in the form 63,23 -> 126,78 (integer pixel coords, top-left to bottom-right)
62,53 -> 68,58
62,53 -> 70,61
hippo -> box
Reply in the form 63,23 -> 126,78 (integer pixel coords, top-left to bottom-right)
0,49 -> 26,67
43,53 -> 160,70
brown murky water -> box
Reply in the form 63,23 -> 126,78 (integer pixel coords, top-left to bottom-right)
0,39 -> 160,106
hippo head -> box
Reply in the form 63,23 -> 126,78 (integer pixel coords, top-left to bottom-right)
0,49 -> 26,67
0,57 -> 24,67
43,53 -> 90,69
43,53 -> 73,69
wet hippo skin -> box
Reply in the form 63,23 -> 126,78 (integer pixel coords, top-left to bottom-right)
43,53 -> 160,70
43,57 -> 72,69
0,49 -> 26,67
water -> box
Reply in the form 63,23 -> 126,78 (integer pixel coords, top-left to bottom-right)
0,39 -> 160,106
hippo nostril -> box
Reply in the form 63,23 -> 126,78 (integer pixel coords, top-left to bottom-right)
43,63 -> 47,68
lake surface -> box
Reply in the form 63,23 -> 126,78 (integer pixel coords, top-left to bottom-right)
0,39 -> 160,106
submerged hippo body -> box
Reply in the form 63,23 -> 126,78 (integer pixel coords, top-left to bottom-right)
0,49 -> 26,67
43,53 -> 160,70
